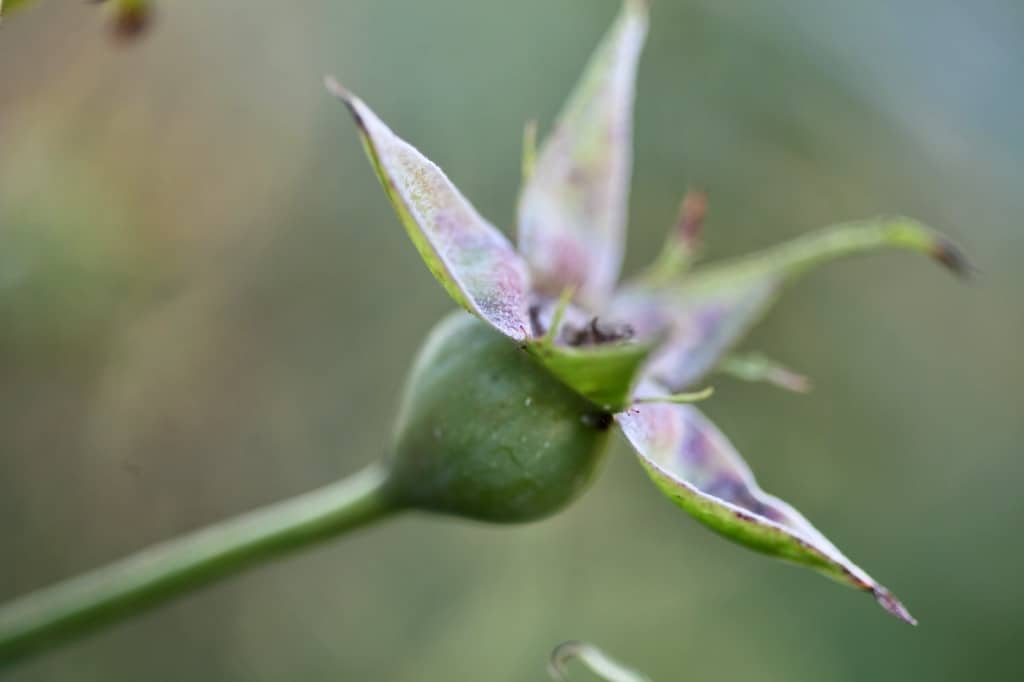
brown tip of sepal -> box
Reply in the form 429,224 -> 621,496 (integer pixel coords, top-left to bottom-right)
931,238 -> 974,279
323,76 -> 366,128
874,588 -> 918,626
677,188 -> 707,247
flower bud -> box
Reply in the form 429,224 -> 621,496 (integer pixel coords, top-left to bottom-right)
386,312 -> 613,523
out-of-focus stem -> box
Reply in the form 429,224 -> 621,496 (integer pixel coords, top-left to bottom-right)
0,465 -> 397,667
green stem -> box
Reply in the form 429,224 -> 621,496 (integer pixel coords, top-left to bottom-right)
0,465 -> 398,667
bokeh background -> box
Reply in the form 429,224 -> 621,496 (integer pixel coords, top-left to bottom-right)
1,1 -> 1022,680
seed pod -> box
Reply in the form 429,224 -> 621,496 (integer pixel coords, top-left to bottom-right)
387,312 -> 613,523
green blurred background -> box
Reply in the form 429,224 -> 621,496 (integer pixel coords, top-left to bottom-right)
1,1 -> 1021,680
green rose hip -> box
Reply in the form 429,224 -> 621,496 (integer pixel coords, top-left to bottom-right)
388,312 -> 612,523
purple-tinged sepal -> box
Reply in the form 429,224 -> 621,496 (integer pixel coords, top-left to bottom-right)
615,217 -> 968,391
517,0 -> 648,309
327,79 -> 534,341
616,396 -> 916,623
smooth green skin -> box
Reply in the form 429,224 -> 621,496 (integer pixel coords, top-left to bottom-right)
388,311 -> 613,522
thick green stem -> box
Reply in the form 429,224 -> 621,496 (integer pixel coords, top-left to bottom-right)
0,465 -> 398,667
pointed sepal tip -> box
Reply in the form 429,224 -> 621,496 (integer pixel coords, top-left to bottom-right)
932,237 -> 975,279
875,588 -> 918,626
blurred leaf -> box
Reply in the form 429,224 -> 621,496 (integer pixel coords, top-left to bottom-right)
0,0 -> 35,17
0,0 -> 152,40
616,397 -> 916,624
0,138 -> 152,360
327,79 -> 533,341
517,0 -> 648,309
109,0 -> 153,40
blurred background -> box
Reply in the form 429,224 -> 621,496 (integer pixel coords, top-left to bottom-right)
1,0 -> 1021,680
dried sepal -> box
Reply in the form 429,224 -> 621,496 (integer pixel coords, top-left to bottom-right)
326,79 -> 533,341
616,217 -> 968,390
616,397 -> 916,624
517,0 -> 648,309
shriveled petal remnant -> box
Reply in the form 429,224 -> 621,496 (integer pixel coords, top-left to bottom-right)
617,398 -> 917,624
326,78 -> 533,341
614,218 -> 968,390
517,0 -> 648,309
